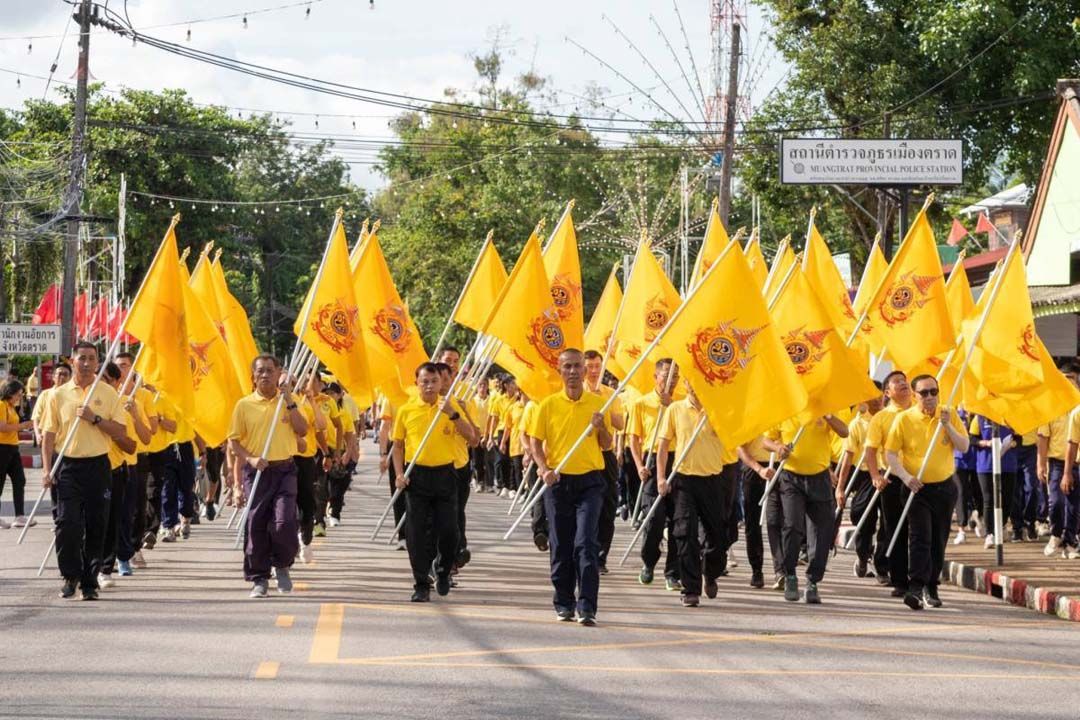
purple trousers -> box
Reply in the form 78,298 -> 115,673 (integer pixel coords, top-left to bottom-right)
243,461 -> 299,582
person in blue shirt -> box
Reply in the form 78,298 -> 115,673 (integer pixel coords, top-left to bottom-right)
952,408 -> 980,544
969,415 -> 1018,547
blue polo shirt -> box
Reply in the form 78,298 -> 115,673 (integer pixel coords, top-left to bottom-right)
970,414 -> 1017,474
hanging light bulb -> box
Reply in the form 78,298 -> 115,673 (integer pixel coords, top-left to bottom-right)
305,5 -> 311,19
186,27 -> 191,41
369,0 -> 375,8
315,116 -> 319,129
351,120 -> 356,130
15,76 -> 20,89
242,15 -> 248,29
27,41 -> 32,55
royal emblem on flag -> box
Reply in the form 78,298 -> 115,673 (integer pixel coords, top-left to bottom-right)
188,338 -> 215,391
782,326 -> 830,375
1019,323 -> 1039,363
878,271 -> 938,328
525,309 -> 565,369
644,294 -> 673,341
312,297 -> 359,353
549,273 -> 581,323
371,302 -> 414,354
688,320 -> 764,385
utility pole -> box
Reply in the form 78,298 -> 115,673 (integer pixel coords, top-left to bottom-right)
718,21 -> 740,226
877,112 -> 892,259
61,0 -> 92,355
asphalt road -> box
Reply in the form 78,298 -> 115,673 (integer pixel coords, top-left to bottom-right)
2,453 -> 1078,720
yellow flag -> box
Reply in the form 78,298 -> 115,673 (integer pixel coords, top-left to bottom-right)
180,280 -> 243,446
295,215 -> 372,402
613,240 -> 683,394
657,244 -> 808,449
690,199 -> 730,289
763,238 -> 796,302
454,234 -> 508,332
861,207 -> 953,370
542,204 -> 585,350
803,220 -> 858,342
908,256 -> 976,397
770,268 -> 878,422
743,232 -> 768,291
178,248 -> 192,285
351,231 -> 428,402
208,254 -> 259,392
126,219 -> 195,417
351,218 -> 377,271
482,229 -> 564,400
852,239 -> 889,317
961,246 -> 1043,396
583,263 -> 626,378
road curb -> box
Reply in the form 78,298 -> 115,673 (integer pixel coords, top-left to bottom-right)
942,559 -> 1080,622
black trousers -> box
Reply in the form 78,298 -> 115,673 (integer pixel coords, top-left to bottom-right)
908,480 -> 958,592
0,443 -> 26,516
387,447 -> 406,530
294,455 -> 317,545
954,469 -> 979,527
671,472 -> 726,596
779,470 -> 833,583
619,448 -> 640,509
598,450 -> 618,563
740,463 -> 766,574
640,451 -> 677,580
120,458 -> 147,562
327,461 -> 351,519
314,451 -> 329,525
849,470 -> 887,575
145,448 -> 169,535
714,464 -> 738,571
880,478 -> 910,589
978,471 -> 1017,537
53,455 -> 110,589
404,464 -> 459,591
544,471 -> 604,615
764,478 -> 785,577
205,445 -> 225,502
530,465 -> 547,540
101,464 -> 128,575
493,433 -> 511,490
455,464 -> 471,559
470,446 -> 489,489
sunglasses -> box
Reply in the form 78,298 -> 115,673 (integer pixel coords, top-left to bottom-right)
915,388 -> 939,397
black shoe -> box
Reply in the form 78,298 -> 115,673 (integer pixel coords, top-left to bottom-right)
141,531 -> 157,550
205,502 -> 217,522
923,586 -> 943,608
853,558 -> 868,578
750,571 -> 765,589
410,587 -> 431,603
81,587 -> 99,601
704,576 -> 718,599
598,563 -> 609,576
577,611 -> 597,626
875,573 -> 891,586
190,514 -> 201,525
436,574 -> 451,596
619,505 -> 629,522
58,578 -> 77,599
534,533 -> 549,552
555,606 -> 575,622
638,566 -> 654,585
903,591 -> 924,610
457,547 -> 472,566
890,587 -> 906,598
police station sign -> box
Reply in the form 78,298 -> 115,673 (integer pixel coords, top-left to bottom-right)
780,138 -> 963,186
0,324 -> 62,355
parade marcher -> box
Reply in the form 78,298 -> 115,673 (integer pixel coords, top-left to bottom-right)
656,382 -> 732,607
377,394 -> 406,549
1041,362 -> 1080,558
0,380 -> 33,529
583,349 -> 624,574
486,377 -> 512,496
201,443 -> 226,521
392,362 -> 475,602
736,435 -> 783,588
161,412 -> 199,541
498,377 -> 526,496
520,397 -> 549,551
113,353 -> 157,569
865,370 -> 913,596
228,355 -> 308,598
308,375 -> 344,533
435,361 -> 479,572
1014,428 -> 1041,541
528,349 -> 612,625
324,382 -> 357,525
295,373 -> 329,563
970,414 -> 1018,547
40,342 -> 134,600
768,412 -> 848,603
952,408 -> 980,545
99,362 -> 152,584
628,359 -> 681,590
144,393 -> 178,547
31,363 -> 71,446
468,377 -> 491,493
835,387 -> 886,579
884,374 -> 968,610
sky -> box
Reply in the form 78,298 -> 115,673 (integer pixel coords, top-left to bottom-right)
0,0 -> 789,193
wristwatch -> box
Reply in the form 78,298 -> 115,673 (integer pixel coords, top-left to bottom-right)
449,411 -> 461,422
286,403 -> 298,411
92,414 -> 102,425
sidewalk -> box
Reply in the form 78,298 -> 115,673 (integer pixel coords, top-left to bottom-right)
942,534 -> 1080,622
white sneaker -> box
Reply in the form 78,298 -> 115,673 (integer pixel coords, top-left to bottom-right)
508,490 -> 517,499
728,557 -> 738,569
97,573 -> 115,589
984,533 -> 995,549
1063,545 -> 1080,560
327,516 -> 339,527
0,518 -> 9,529
299,544 -> 313,564
953,529 -> 967,545
160,527 -> 176,543
1044,536 -> 1062,557
12,515 -> 35,528
1037,522 -> 1051,538
974,518 -> 986,538
132,551 -> 147,568
396,539 -> 407,551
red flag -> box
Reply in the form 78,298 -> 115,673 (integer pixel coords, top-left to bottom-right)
975,212 -> 995,235
107,304 -> 136,344
87,296 -> 109,339
31,284 -> 60,324
947,218 -> 968,246
74,292 -> 89,338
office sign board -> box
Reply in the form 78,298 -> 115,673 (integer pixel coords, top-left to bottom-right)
0,324 -> 62,355
780,138 -> 963,185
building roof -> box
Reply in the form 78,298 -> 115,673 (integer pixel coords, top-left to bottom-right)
959,183 -> 1030,216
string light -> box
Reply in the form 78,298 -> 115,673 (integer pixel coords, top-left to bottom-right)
242,15 -> 248,29
186,27 -> 192,42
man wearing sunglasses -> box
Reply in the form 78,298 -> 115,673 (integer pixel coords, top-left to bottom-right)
884,375 -> 969,610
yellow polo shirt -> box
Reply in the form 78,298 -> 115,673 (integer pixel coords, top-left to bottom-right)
145,395 -> 175,454
391,396 -> 460,467
1041,413 -> 1077,461
502,399 -> 527,458
0,401 -> 19,445
296,398 -> 319,459
31,387 -> 53,430
767,417 -> 833,476
341,393 -> 361,429
844,412 -> 878,471
228,391 -> 300,462
130,387 -> 156,454
172,413 -> 196,444
448,396 -> 470,469
40,379 -> 127,459
866,403 -> 905,451
626,390 -> 665,448
107,398 -> 142,470
488,392 -> 509,433
313,393 -> 342,450
743,434 -> 773,464
529,389 -> 609,475
521,400 -> 539,441
469,394 -> 490,433
657,399 -> 733,476
884,405 -> 966,484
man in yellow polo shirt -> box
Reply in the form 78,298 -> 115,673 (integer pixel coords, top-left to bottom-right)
529,349 -> 613,626
295,374 -> 329,563
767,412 -> 849,604
435,361 -> 479,572
392,362 -> 476,603
468,377 -> 491,493
31,362 -> 71,445
885,374 -> 969,610
656,382 -> 734,607
228,354 -> 308,599
835,385 -> 886,580
1044,361 -> 1080,559
40,342 -> 134,601
584,349 -> 625,575
113,352 -> 157,568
